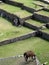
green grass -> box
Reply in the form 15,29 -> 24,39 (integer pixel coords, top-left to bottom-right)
25,19 -> 44,27
14,10 -> 32,18
44,5 -> 49,10
12,0 -> 42,10
0,1 -> 49,65
12,0 -> 33,4
47,5 -> 49,9
0,17 -> 33,41
36,10 -> 49,17
0,3 -> 22,14
24,3 -> 42,10
41,28 -> 49,34
0,3 -> 32,18
33,0 -> 48,7
0,37 -> 49,65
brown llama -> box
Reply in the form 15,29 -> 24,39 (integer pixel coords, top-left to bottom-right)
24,51 -> 36,61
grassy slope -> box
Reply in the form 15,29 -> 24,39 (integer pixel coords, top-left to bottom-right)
0,0 -> 49,65
25,19 -> 44,27
36,10 -> 49,17
0,37 -> 49,65
0,17 -> 33,41
41,28 -> 49,34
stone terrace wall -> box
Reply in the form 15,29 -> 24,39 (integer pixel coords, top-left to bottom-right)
21,15 -> 33,21
32,2 -> 44,7
46,23 -> 49,28
40,0 -> 49,4
3,0 -> 23,7
43,8 -> 49,12
37,30 -> 49,41
0,9 -> 33,26
23,22 -> 40,30
33,13 -> 49,23
3,0 -> 36,13
18,15 -> 33,25
38,0 -> 49,4
0,31 -> 37,46
22,5 -> 36,13
0,9 -> 20,26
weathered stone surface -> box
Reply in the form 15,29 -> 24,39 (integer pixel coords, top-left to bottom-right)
0,56 -> 41,65
33,13 -> 49,23
0,9 -> 19,26
37,30 -> 49,40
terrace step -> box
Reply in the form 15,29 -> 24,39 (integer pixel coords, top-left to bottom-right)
24,19 -> 45,30
0,55 -> 41,65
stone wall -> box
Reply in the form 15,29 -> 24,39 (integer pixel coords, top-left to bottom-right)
3,0 -> 36,13
37,30 -> 49,41
46,23 -> 49,28
23,22 -> 39,30
7,0 -> 36,13
0,31 -> 37,46
1,0 -> 6,2
0,9 -> 20,26
21,15 -> 33,21
38,0 -> 49,4
0,9 -> 33,26
33,13 -> 49,23
22,5 -> 36,13
43,8 -> 49,12
18,15 -> 33,25
40,0 -> 49,4
3,0 -> 23,7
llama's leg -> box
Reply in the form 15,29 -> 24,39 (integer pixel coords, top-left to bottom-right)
26,57 -> 28,62
32,56 -> 34,60
33,55 -> 36,60
25,56 -> 28,62
32,55 -> 36,60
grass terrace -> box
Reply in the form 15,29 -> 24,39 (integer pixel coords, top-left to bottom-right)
33,0 -> 48,7
0,3 -> 22,14
0,0 -> 49,65
11,0 -> 42,10
47,5 -> 49,9
46,5 -> 49,9
25,19 -> 44,27
0,17 -> 33,41
11,0 -> 33,4
0,37 -> 49,65
0,3 -> 32,18
14,10 -> 32,18
24,4 -> 42,11
35,10 -> 49,17
41,28 -> 49,34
